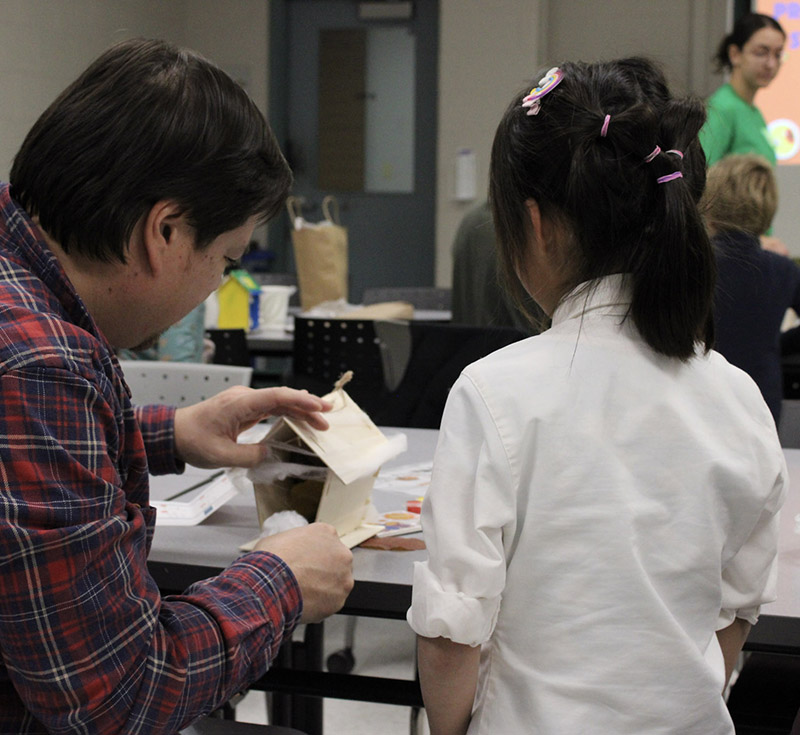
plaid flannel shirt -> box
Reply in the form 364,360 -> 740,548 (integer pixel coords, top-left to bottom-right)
0,184 -> 302,734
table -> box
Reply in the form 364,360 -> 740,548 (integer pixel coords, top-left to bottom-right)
147,427 -> 430,732
246,326 -> 294,357
147,433 -> 800,731
745,448 -> 800,654
148,426 -> 428,597
181,719 -> 304,735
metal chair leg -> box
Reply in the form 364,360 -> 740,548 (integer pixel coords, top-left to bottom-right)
325,616 -> 357,674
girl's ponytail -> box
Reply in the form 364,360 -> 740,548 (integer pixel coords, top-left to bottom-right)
491,57 -> 715,361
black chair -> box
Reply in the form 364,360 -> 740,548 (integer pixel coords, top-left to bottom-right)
291,318 -> 527,429
377,321 -> 528,428
290,317 -> 388,413
362,286 -> 452,312
726,652 -> 800,734
206,328 -> 252,367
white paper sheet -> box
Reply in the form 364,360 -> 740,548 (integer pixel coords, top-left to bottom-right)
372,462 -> 432,497
150,467 -> 237,526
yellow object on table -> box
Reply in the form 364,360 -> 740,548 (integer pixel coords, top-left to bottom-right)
217,269 -> 261,330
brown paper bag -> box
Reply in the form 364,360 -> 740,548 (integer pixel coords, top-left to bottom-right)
288,195 -> 348,310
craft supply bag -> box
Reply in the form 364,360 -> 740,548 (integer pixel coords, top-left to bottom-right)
288,195 -> 348,311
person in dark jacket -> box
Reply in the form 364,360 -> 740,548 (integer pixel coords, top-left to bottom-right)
703,153 -> 800,423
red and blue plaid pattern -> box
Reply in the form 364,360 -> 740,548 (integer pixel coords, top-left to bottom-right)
0,184 -> 301,733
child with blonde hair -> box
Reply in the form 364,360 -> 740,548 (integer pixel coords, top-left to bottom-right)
703,153 -> 800,423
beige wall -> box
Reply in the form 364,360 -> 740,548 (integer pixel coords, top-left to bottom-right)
0,0 -> 269,182
432,0 -> 730,286
183,0 -> 269,117
435,0 -> 546,286
0,1 -> 181,180
545,0 -> 728,96
8,1 -> 785,279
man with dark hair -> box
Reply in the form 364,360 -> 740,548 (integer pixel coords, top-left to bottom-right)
0,38 -> 353,733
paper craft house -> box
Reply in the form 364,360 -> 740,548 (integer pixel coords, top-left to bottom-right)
217,269 -> 261,331
251,379 -> 405,548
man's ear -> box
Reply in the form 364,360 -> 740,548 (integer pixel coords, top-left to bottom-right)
140,200 -> 184,276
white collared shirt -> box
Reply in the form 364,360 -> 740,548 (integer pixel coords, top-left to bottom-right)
408,275 -> 786,734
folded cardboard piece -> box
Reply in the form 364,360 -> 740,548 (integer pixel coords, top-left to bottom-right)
338,301 -> 414,321
300,299 -> 414,321
249,375 -> 407,548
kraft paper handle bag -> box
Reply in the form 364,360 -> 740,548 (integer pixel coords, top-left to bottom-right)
288,195 -> 348,311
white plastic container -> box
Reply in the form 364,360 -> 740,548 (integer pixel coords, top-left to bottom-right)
258,285 -> 296,329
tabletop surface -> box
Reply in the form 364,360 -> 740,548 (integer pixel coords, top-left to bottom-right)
148,431 -> 800,640
148,427 -> 432,586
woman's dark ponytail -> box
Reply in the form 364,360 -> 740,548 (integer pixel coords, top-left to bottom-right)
490,57 -> 715,361
629,97 -> 715,360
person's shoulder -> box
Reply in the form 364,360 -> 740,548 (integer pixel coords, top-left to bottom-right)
453,201 -> 494,259
761,249 -> 800,285
456,201 -> 492,233
707,83 -> 744,111
704,348 -> 776,412
752,240 -> 800,268
0,280 -> 108,380
455,333 -> 546,415
713,229 -> 761,256
463,331 -> 543,381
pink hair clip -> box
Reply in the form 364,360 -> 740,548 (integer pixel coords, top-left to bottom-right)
522,67 -> 564,116
657,171 -> 683,184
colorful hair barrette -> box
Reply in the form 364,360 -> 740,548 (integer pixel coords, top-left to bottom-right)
522,67 -> 564,116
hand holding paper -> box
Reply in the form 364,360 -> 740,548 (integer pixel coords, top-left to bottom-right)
173,385 -> 333,469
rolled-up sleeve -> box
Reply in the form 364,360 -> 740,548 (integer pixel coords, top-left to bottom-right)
407,373 -> 516,646
718,459 -> 788,627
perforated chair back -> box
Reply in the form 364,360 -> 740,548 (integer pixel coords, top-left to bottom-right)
118,360 -> 252,407
291,317 -> 387,416
362,286 -> 452,311
291,319 -> 527,428
205,328 -> 252,367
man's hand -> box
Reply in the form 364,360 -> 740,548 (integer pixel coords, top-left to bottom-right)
173,385 -> 332,469
255,523 -> 354,623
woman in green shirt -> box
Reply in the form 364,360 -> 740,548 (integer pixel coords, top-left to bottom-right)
700,12 -> 785,168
